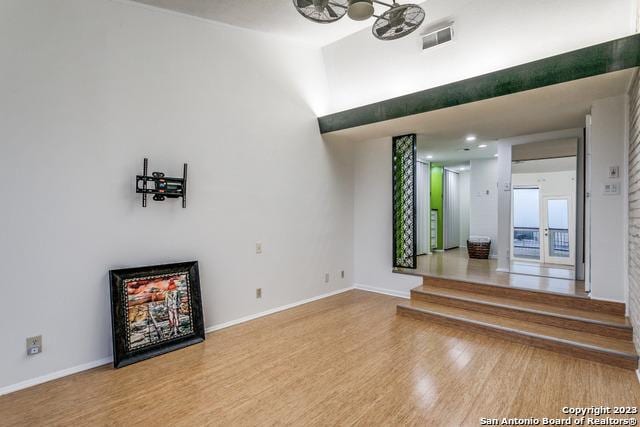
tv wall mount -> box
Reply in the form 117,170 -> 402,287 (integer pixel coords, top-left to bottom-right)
136,158 -> 188,208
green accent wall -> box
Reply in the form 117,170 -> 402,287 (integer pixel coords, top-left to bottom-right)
318,34 -> 640,134
430,164 -> 444,250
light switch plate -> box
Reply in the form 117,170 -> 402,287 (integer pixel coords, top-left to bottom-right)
255,242 -> 262,254
603,182 -> 620,195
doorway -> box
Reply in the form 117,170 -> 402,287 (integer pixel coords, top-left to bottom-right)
510,156 -> 577,280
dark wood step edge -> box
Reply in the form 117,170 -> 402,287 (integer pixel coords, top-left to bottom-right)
422,276 -> 625,316
397,304 -> 639,371
411,289 -> 633,341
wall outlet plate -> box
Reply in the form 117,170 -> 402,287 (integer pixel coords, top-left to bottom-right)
341,270 -> 345,279
324,273 -> 330,283
255,242 -> 262,254
256,288 -> 262,299
26,335 -> 42,356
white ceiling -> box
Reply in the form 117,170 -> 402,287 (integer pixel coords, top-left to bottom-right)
417,135 -> 497,164
131,0 -> 404,46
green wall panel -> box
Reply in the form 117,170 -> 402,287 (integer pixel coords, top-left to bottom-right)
318,34 -> 640,134
430,164 -> 443,250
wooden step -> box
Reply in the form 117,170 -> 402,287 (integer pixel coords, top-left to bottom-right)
422,276 -> 625,316
412,285 -> 633,340
397,300 -> 638,370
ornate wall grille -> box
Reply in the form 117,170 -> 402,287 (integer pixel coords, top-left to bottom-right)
393,134 -> 417,269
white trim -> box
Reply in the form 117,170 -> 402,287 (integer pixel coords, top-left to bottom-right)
205,287 -> 354,333
0,357 -> 113,397
623,93 -> 630,316
354,283 -> 411,299
588,295 -> 627,304
636,368 -> 640,385
0,287 -> 354,397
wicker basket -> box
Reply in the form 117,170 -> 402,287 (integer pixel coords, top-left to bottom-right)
467,239 -> 491,259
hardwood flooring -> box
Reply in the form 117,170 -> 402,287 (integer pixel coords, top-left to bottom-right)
510,260 -> 575,280
1,290 -> 639,426
399,250 -> 586,297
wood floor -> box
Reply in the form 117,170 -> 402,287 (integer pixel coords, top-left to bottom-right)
510,260 -> 575,280
2,290 -> 639,426
399,249 -> 586,297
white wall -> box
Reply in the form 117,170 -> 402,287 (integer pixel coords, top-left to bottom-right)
469,159 -> 498,256
589,95 -> 628,302
512,171 -> 577,197
0,0 -> 353,391
353,138 -> 422,296
322,0 -> 635,112
459,171 -> 470,248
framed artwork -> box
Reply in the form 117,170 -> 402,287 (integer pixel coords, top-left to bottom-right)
109,261 -> 205,368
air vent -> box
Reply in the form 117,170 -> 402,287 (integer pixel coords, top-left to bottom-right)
422,26 -> 454,50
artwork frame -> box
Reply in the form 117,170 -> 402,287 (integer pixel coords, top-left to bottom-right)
109,261 -> 205,368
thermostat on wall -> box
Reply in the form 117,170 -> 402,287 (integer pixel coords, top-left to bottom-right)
609,166 -> 620,179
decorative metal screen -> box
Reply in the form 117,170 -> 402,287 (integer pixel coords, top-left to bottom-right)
392,134 -> 417,269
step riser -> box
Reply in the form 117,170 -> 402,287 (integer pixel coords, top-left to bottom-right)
424,277 -> 625,316
397,306 -> 638,370
411,291 -> 633,340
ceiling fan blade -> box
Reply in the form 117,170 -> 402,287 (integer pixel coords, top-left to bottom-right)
376,24 -> 392,37
296,0 -> 313,8
326,4 -> 338,18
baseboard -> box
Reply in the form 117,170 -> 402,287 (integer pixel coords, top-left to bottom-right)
0,286 -> 354,398
205,287 -> 354,333
0,357 -> 113,397
637,369 -> 640,385
354,284 -> 411,299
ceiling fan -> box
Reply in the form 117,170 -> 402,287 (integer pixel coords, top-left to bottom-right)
293,0 -> 426,41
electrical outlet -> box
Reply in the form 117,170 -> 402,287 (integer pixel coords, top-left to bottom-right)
256,242 -> 262,254
256,288 -> 262,299
324,273 -> 330,283
26,335 -> 42,356
341,270 -> 345,279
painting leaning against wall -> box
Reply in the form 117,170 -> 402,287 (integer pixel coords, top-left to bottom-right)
109,261 -> 205,368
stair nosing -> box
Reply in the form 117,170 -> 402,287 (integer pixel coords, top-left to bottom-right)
411,288 -> 632,330
398,303 -> 638,359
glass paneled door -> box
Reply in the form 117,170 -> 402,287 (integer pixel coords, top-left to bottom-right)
542,196 -> 574,266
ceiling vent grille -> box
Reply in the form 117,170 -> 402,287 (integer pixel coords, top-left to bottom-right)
422,26 -> 453,50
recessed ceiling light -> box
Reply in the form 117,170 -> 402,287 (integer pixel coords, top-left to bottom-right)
494,154 -> 499,157
478,144 -> 488,148
426,155 -> 433,159
466,135 -> 476,142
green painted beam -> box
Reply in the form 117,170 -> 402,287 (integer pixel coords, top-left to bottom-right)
318,34 -> 640,134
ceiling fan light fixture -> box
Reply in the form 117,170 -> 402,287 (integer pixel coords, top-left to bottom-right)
348,0 -> 374,21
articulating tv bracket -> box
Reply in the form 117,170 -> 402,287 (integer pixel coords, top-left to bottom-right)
136,158 -> 188,208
